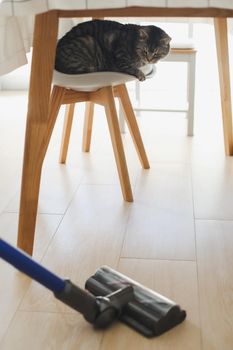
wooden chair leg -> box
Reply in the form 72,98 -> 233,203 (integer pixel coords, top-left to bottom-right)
214,17 -> 233,155
99,87 -> 133,202
59,103 -> 75,163
82,102 -> 94,152
118,104 -> 126,133
115,84 -> 150,169
17,86 -> 65,255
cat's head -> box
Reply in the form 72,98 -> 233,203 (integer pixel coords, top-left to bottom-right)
137,25 -> 171,64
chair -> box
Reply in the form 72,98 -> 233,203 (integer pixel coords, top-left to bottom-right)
132,41 -> 196,136
52,69 -> 151,202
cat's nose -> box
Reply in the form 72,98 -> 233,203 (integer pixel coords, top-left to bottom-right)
149,56 -> 157,63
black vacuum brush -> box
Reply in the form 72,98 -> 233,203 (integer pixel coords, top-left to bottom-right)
85,266 -> 186,337
0,238 -> 186,338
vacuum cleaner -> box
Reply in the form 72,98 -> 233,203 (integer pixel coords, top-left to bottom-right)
0,238 -> 186,337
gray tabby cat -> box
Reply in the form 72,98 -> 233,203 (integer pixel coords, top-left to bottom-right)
55,19 -> 171,81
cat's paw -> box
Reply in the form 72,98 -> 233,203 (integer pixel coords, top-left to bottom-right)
137,71 -> 146,81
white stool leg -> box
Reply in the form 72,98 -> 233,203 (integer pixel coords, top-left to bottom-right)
187,52 -> 196,136
135,79 -> 141,117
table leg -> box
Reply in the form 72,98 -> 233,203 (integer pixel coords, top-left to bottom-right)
17,11 -> 59,255
214,17 -> 233,155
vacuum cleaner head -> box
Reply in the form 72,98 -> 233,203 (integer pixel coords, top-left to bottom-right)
85,266 -> 186,337
0,238 -> 186,338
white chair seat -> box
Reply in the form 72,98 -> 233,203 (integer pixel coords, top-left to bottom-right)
170,39 -> 195,50
53,64 -> 155,92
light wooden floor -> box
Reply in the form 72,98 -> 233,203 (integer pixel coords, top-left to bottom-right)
1,26 -> 233,348
0,89 -> 233,350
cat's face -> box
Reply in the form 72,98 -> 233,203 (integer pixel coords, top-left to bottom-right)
137,25 -> 171,64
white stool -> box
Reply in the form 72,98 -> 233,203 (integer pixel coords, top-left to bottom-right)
132,41 -> 196,136
52,69 -> 152,202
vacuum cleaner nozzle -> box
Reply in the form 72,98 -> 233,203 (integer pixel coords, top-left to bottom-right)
0,238 -> 186,338
85,266 -> 186,337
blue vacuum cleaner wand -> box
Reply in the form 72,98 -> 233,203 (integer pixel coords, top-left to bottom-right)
0,238 -> 186,337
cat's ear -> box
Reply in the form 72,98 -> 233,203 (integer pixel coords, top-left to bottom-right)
160,36 -> 172,45
139,28 -> 149,40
